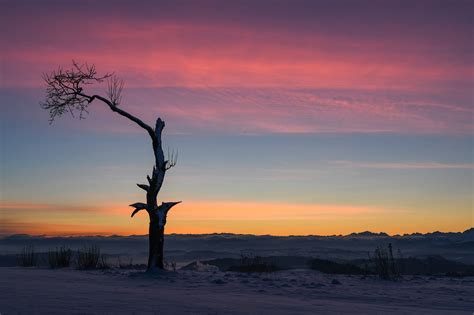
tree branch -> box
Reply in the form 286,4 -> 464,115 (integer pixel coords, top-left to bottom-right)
85,94 -> 156,141
137,183 -> 150,192
41,61 -> 157,142
130,202 -> 148,217
131,208 -> 147,217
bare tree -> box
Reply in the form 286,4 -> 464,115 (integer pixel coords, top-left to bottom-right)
41,61 -> 181,271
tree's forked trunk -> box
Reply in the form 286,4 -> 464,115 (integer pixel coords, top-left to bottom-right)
130,118 -> 181,271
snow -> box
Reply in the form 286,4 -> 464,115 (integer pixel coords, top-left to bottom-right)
1,267 -> 472,314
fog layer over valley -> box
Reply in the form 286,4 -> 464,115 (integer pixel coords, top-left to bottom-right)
1,229 -> 473,266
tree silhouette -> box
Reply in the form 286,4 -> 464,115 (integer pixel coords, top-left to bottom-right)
41,61 -> 181,271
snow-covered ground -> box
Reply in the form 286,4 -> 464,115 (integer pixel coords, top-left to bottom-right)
1,267 -> 473,314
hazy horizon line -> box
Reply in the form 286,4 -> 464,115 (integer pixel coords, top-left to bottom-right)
2,227 -> 472,239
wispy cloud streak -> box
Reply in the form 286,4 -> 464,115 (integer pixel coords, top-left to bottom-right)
330,160 -> 474,170
109,88 -> 474,134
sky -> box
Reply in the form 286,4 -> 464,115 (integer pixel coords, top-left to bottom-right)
0,0 -> 473,236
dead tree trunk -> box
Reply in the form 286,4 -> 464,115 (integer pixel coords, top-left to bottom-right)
83,102 -> 180,271
83,99 -> 180,271
130,118 -> 180,271
41,64 -> 181,271
148,219 -> 164,269
147,221 -> 166,269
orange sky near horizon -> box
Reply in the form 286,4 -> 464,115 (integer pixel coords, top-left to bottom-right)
1,201 -> 471,237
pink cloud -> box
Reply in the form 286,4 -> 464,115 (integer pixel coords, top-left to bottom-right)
1,2 -> 471,135
1,14 -> 470,91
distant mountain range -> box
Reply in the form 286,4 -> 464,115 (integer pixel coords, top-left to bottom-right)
2,227 -> 473,241
345,228 -> 474,240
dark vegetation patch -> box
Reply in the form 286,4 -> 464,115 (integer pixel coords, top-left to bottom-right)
371,243 -> 401,280
308,258 -> 366,275
396,256 -> 474,276
48,246 -> 72,268
76,245 -> 101,270
18,245 -> 37,267
227,255 -> 280,273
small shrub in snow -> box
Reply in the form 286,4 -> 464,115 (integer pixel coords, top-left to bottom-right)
18,246 -> 38,267
77,245 -> 100,270
97,254 -> 111,269
372,243 -> 401,280
48,246 -> 72,268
